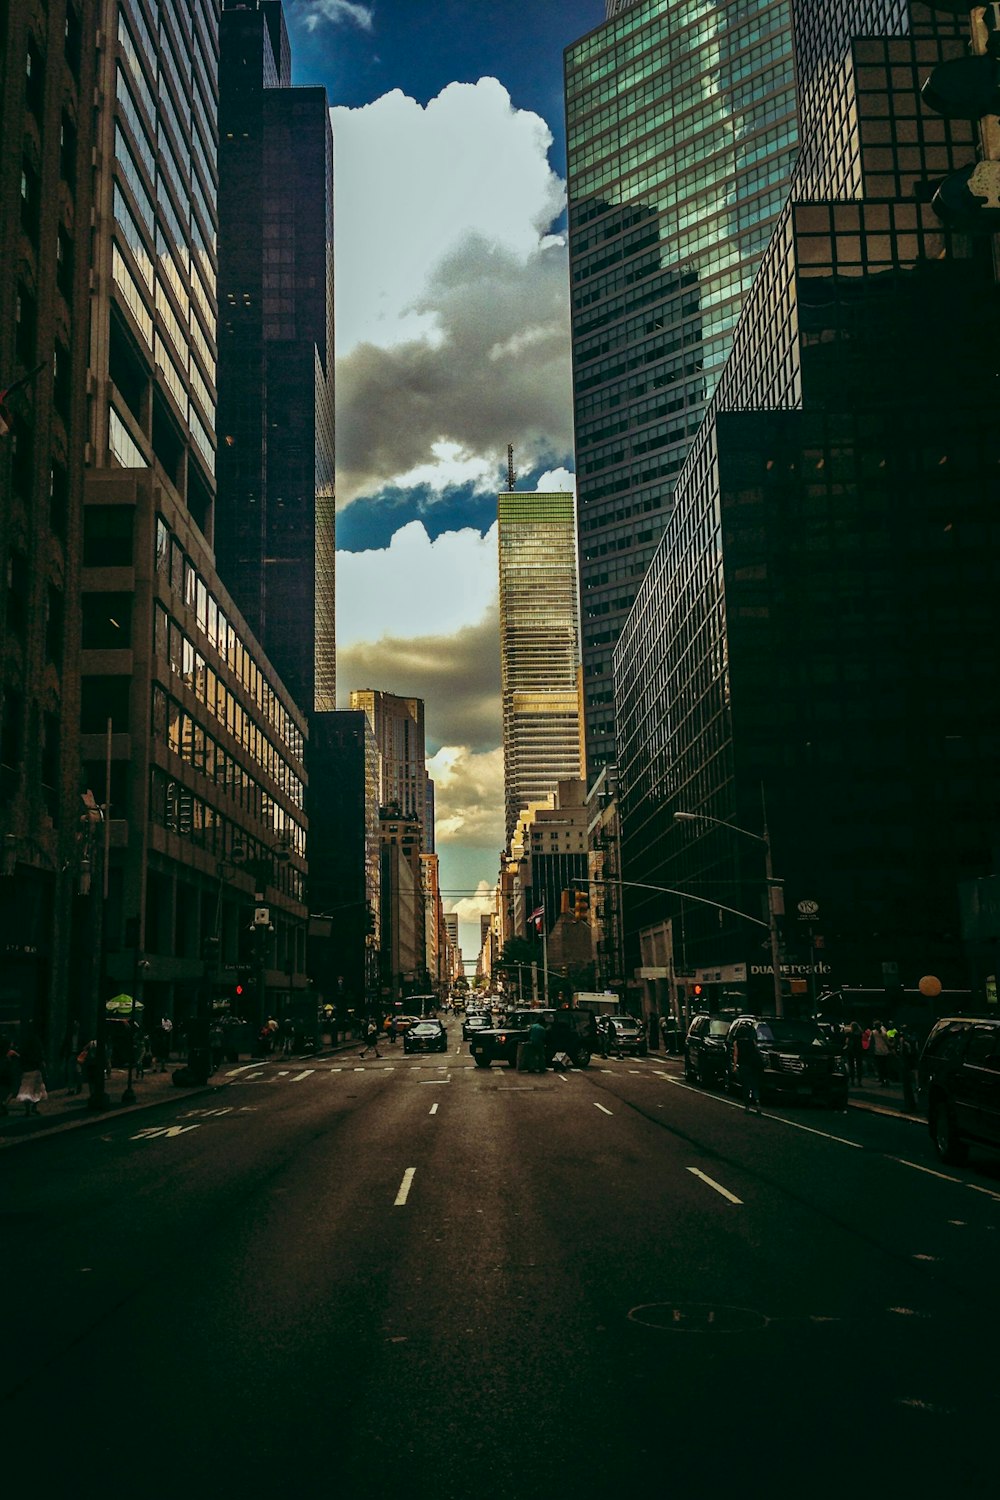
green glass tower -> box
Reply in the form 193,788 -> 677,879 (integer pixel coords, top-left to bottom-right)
566,0 -> 801,776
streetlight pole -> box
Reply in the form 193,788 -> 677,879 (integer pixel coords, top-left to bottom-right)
673,808 -> 784,1018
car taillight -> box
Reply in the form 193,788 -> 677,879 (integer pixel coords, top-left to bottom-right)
499,1034 -> 507,1043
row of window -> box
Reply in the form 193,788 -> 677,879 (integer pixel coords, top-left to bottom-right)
152,685 -> 304,853
154,603 -> 304,812
154,515 -> 305,762
149,769 -> 305,903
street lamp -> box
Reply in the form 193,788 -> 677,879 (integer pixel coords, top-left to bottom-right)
673,808 -> 784,1017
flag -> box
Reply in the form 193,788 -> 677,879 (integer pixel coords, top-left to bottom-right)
529,904 -> 544,932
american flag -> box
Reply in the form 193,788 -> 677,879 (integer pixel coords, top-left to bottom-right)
529,905 -> 544,931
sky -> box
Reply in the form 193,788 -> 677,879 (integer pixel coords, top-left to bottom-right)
285,1 -> 606,961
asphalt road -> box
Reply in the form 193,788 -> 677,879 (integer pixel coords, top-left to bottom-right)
4,1019 -> 998,1499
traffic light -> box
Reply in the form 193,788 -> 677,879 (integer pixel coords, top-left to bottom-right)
573,890 -> 590,920
691,983 -> 705,1006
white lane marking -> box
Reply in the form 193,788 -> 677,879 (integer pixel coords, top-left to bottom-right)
394,1168 -> 416,1206
329,1067 -> 343,1072
556,1072 -> 570,1082
890,1157 -> 961,1185
417,1078 -> 449,1084
131,1125 -> 201,1141
599,1068 -> 613,1073
429,1103 -> 439,1115
628,1069 -> 643,1074
594,1102 -> 613,1115
661,1075 -> 861,1148
225,1064 -> 260,1076
246,1071 -> 264,1079
912,1253 -> 939,1262
965,1182 -> 1000,1203
687,1167 -> 743,1204
354,1067 -> 365,1072
276,1070 -> 289,1076
290,1070 -> 315,1082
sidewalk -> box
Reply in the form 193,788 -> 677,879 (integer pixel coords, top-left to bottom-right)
0,1034 -> 361,1148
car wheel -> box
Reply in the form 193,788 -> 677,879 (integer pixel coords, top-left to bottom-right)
474,1057 -> 491,1069
697,1061 -> 711,1088
576,1049 -> 591,1069
932,1098 -> 967,1164
508,1056 -> 518,1068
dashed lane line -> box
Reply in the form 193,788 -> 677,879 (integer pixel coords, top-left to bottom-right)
429,1103 -> 439,1115
394,1168 -> 416,1206
687,1167 -> 743,1205
594,1102 -> 613,1116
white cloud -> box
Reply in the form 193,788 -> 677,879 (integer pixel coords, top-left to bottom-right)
447,879 -> 498,929
428,747 -> 505,848
337,520 -> 497,650
330,79 -> 574,505
331,79 -> 565,355
297,0 -> 374,31
534,467 -> 576,494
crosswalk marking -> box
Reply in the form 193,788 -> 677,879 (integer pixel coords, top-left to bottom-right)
290,1070 -> 315,1082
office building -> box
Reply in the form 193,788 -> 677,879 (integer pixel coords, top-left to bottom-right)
306,710 -> 380,1016
350,690 -> 432,852
565,0 -> 801,776
498,489 -> 583,843
81,0 -> 309,1030
614,2 -> 998,1009
215,0 -> 335,716
379,808 -> 424,1002
0,0 -> 97,1056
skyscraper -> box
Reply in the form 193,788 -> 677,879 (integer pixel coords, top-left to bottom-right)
614,2 -> 998,1007
565,0 -> 801,776
350,690 -> 433,853
216,0 -> 335,716
498,489 -> 582,843
0,0 -> 97,1054
80,0 -> 310,1031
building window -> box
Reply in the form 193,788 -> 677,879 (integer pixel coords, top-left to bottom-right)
83,505 -> 134,566
81,592 -> 132,649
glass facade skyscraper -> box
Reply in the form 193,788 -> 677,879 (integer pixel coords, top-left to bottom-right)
613,3 -> 998,1007
565,0 -> 801,777
216,0 -> 335,717
498,490 -> 583,844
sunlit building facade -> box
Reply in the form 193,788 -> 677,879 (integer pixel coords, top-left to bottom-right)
498,490 -> 583,844
565,0 -> 801,776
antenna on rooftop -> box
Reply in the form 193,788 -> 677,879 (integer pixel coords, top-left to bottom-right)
507,443 -> 516,492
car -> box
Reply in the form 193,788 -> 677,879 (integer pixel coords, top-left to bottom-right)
919,1015 -> 1000,1164
383,1014 -> 418,1035
601,1015 -> 647,1056
469,1008 -> 597,1070
684,1013 -> 732,1085
724,1015 -> 848,1108
403,1019 -> 448,1054
462,1013 -> 493,1041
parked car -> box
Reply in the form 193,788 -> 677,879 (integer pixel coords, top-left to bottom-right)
684,1014 -> 732,1086
919,1015 -> 1000,1164
403,1019 -> 448,1055
724,1015 -> 848,1108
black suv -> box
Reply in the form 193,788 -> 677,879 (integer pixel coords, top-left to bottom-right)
684,1014 -> 731,1086
724,1015 -> 848,1108
470,1008 -> 597,1070
919,1016 -> 1000,1164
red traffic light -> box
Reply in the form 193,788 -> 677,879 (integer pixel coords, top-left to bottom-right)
692,983 -> 703,996
235,983 -> 244,996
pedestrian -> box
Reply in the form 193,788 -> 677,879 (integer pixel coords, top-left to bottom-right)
528,1017 -> 548,1073
735,1029 -> 764,1114
152,1016 -> 173,1072
871,1021 -> 891,1085
81,1038 -> 102,1100
15,1029 -> 47,1117
281,1015 -> 295,1057
861,1023 -> 874,1077
359,1018 -> 381,1059
388,1017 -> 398,1045
845,1020 -> 864,1086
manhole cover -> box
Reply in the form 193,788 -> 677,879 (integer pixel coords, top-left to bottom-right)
629,1302 -> 768,1333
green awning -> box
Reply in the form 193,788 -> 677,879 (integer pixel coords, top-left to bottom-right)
105,994 -> 143,1015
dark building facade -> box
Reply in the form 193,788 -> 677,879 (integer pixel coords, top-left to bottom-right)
0,0 -> 97,1059
306,710 -> 380,1018
216,0 -> 335,717
564,0 -> 802,777
614,2 -> 999,1011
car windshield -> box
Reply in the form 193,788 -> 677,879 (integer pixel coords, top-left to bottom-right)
756,1021 -> 828,1046
411,1023 -> 439,1035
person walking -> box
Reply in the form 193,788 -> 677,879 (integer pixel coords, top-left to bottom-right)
15,1029 -> 47,1117
735,1030 -> 764,1114
281,1015 -> 295,1057
359,1018 -> 381,1059
0,1034 -> 15,1114
528,1017 -> 548,1074
871,1021 -> 891,1085
152,1017 -> 173,1072
845,1020 -> 864,1086
388,1017 -> 398,1046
